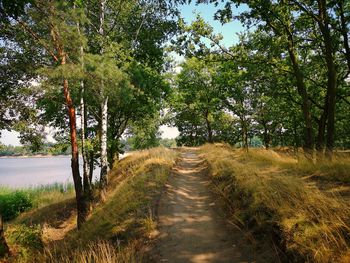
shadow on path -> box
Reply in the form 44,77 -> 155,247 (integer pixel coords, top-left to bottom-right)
151,149 -> 255,263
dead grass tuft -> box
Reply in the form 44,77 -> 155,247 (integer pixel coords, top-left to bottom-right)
43,240 -> 142,263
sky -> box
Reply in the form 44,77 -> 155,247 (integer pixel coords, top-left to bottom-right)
0,2 -> 248,146
179,1 -> 247,47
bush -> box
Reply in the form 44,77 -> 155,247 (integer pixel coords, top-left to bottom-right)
0,191 -> 33,221
6,224 -> 43,261
7,224 -> 43,250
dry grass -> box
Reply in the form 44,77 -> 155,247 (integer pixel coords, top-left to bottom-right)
4,147 -> 178,263
42,240 -> 141,263
200,144 -> 350,263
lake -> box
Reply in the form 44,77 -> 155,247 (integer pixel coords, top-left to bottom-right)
0,156 -> 101,188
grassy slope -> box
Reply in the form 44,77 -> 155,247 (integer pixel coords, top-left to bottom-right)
4,147 -> 178,263
200,144 -> 350,263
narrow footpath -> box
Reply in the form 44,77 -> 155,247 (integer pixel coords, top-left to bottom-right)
151,148 -> 254,263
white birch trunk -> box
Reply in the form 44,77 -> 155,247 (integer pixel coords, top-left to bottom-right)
80,80 -> 90,188
99,0 -> 108,188
100,96 -> 108,187
76,2 -> 90,191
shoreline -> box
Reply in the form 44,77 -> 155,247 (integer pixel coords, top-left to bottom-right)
0,154 -> 70,159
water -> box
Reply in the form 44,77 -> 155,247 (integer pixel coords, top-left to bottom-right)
0,156 -> 101,188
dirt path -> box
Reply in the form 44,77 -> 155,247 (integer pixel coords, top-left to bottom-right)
151,149 -> 254,263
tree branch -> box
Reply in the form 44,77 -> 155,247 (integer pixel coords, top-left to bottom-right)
17,20 -> 59,62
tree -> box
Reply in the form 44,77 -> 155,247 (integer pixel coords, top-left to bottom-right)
180,0 -> 350,159
173,57 -> 220,144
1,0 -> 91,228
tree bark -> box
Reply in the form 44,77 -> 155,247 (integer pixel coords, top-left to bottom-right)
292,115 -> 300,155
317,0 -> 337,160
99,0 -> 109,193
76,8 -> 91,194
0,215 -> 9,258
89,151 -> 94,184
316,108 -> 327,162
100,96 -> 109,190
62,55 -> 88,229
241,117 -> 248,150
204,109 -> 213,143
338,2 -> 350,73
286,33 -> 314,159
80,83 -> 91,194
262,120 -> 270,149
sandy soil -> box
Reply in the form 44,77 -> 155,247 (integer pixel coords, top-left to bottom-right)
151,149 -> 255,263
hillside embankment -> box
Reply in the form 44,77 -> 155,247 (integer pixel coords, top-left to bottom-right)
2,147 -> 178,262
2,145 -> 350,263
200,144 -> 350,263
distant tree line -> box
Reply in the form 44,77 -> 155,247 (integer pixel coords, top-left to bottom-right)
0,143 -> 70,156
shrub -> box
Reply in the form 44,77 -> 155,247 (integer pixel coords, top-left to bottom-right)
0,191 -> 33,221
7,224 -> 43,251
5,224 -> 43,261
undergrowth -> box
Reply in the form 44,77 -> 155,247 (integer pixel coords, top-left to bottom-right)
200,144 -> 350,263
0,183 -> 74,222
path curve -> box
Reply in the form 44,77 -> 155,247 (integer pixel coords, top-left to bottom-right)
151,148 -> 253,263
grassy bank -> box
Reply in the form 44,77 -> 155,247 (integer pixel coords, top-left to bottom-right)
3,147 -> 178,262
0,183 -> 74,222
200,144 -> 350,263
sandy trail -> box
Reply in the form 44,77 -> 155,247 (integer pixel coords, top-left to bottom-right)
152,149 -> 253,263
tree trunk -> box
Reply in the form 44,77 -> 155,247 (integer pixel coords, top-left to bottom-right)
316,109 -> 327,162
108,139 -> 120,169
317,0 -> 337,160
0,215 -> 9,258
100,96 -> 109,190
99,0 -> 108,193
286,34 -> 314,159
241,118 -> 248,150
89,151 -> 94,184
63,77 -> 88,228
62,54 -> 88,228
338,2 -> 350,72
76,5 -> 91,194
204,110 -> 213,143
80,83 -> 91,194
262,120 -> 270,149
292,115 -> 299,155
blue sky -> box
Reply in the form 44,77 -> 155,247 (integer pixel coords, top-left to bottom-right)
179,1 -> 248,47
0,2 -> 248,145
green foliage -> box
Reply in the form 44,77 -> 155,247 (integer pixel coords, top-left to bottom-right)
0,183 -> 74,223
159,138 -> 177,148
127,115 -> 162,150
170,0 -> 350,153
7,224 -> 43,253
0,191 -> 32,221
170,57 -> 240,146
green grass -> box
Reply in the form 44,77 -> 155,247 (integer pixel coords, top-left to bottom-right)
0,183 -> 74,222
200,144 -> 350,263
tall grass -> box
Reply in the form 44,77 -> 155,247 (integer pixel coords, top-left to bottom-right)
200,144 -> 350,263
43,241 -> 142,263
0,183 -> 74,222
